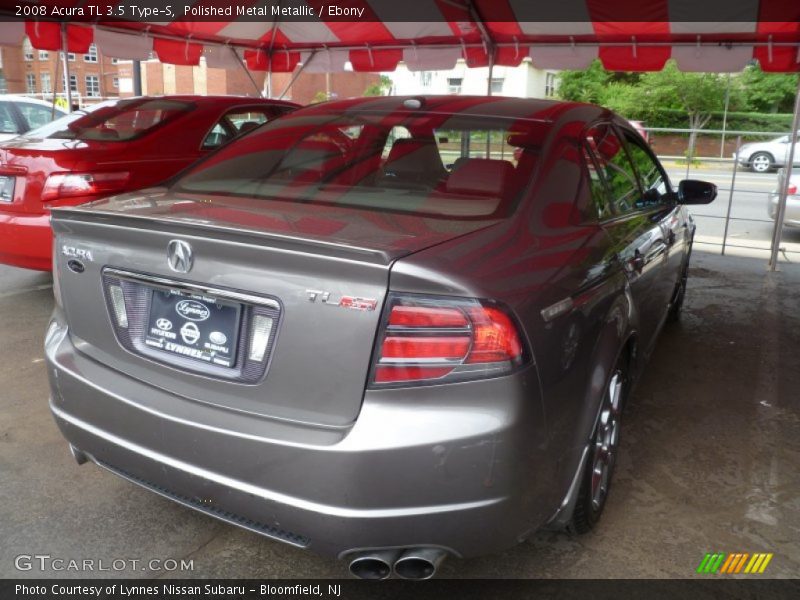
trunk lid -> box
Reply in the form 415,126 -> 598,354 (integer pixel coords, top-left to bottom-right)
51,191 -> 499,427
0,138 -> 127,213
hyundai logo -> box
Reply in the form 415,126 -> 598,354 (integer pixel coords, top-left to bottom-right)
167,240 -> 193,273
175,300 -> 210,322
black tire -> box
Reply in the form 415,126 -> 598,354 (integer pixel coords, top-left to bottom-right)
750,152 -> 773,173
569,356 -> 628,534
667,249 -> 691,323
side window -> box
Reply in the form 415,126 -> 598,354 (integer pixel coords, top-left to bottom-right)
585,124 -> 641,217
202,109 -> 274,150
0,102 -> 19,134
17,103 -> 55,130
581,145 -> 612,220
225,110 -> 270,135
621,130 -> 671,208
202,123 -> 230,150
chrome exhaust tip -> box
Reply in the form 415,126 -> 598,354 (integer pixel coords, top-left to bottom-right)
69,444 -> 88,465
348,550 -> 401,580
394,548 -> 448,580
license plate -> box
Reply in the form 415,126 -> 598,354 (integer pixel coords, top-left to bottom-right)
0,175 -> 14,202
144,288 -> 241,368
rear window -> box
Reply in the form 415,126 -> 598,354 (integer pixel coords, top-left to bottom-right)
174,111 -> 549,219
23,98 -> 191,142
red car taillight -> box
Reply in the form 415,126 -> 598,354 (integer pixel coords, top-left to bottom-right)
788,184 -> 798,195
370,294 -> 526,386
42,172 -> 130,202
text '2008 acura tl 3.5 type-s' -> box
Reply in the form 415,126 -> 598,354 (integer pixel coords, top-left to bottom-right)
45,96 -> 716,579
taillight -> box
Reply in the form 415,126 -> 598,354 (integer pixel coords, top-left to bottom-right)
788,184 -> 798,195
370,294 -> 526,387
42,172 -> 130,202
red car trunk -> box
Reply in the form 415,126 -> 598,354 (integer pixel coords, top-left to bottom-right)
0,96 -> 298,270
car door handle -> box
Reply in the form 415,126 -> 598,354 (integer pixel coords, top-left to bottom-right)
628,251 -> 645,273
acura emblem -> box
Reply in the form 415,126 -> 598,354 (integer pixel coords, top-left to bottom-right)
167,240 -> 193,273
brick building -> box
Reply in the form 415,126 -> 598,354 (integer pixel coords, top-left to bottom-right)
1,37 -> 122,104
0,36 -> 381,106
136,60 -> 380,105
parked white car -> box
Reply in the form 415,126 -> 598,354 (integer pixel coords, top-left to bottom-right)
0,95 -> 68,142
736,133 -> 800,173
768,170 -> 800,227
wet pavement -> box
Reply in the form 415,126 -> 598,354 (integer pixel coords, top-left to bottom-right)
0,251 -> 798,579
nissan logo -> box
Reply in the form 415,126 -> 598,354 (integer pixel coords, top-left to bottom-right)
167,240 -> 193,274
175,300 -> 210,322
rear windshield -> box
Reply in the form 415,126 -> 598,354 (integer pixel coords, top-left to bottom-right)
23,98 -> 191,142
174,111 -> 550,219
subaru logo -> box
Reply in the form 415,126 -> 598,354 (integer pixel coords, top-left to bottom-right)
167,240 -> 193,273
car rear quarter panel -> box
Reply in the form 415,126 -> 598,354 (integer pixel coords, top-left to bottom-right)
389,107 -> 636,515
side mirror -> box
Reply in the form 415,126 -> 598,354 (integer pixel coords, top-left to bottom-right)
678,179 -> 717,205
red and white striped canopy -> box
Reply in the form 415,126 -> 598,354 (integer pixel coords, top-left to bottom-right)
1,0 -> 799,73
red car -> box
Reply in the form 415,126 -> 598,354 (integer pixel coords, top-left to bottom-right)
0,95 -> 297,270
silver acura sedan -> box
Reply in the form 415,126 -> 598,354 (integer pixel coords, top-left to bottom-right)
45,96 -> 716,579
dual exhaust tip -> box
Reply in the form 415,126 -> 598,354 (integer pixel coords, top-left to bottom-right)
349,548 -> 447,580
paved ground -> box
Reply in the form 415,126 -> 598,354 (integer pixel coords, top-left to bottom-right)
0,252 -> 798,579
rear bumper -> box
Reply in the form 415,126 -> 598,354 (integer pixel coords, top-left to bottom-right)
45,313 -> 553,560
0,210 -> 51,270
767,193 -> 800,227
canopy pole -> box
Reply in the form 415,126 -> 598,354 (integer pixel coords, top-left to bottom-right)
50,44 -> 61,119
61,24 -> 73,112
768,76 -> 800,271
278,51 -> 315,100
486,51 -> 495,96
230,46 -> 263,98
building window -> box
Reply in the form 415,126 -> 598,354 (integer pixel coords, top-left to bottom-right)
84,44 -> 98,63
419,71 -> 432,87
67,53 -> 76,62
112,77 -> 119,89
62,74 -> 78,94
489,78 -> 504,94
111,58 -> 119,65
39,50 -> 49,61
545,72 -> 557,97
26,73 -> 36,94
85,75 -> 100,97
447,77 -> 463,94
41,73 -> 51,94
23,38 -> 34,61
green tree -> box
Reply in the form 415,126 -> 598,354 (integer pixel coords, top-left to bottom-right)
632,62 -> 736,156
740,65 -> 799,113
561,60 -> 735,156
557,60 -> 641,104
364,75 -> 393,97
311,91 -> 329,103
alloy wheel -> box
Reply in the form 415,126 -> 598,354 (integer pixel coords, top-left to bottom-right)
590,370 -> 623,510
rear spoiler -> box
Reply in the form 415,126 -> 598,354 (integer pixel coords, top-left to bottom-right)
50,206 -> 395,267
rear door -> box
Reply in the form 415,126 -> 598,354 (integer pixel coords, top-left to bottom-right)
584,123 -> 670,353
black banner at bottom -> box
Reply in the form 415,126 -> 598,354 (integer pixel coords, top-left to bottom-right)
2,579 -> 799,600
